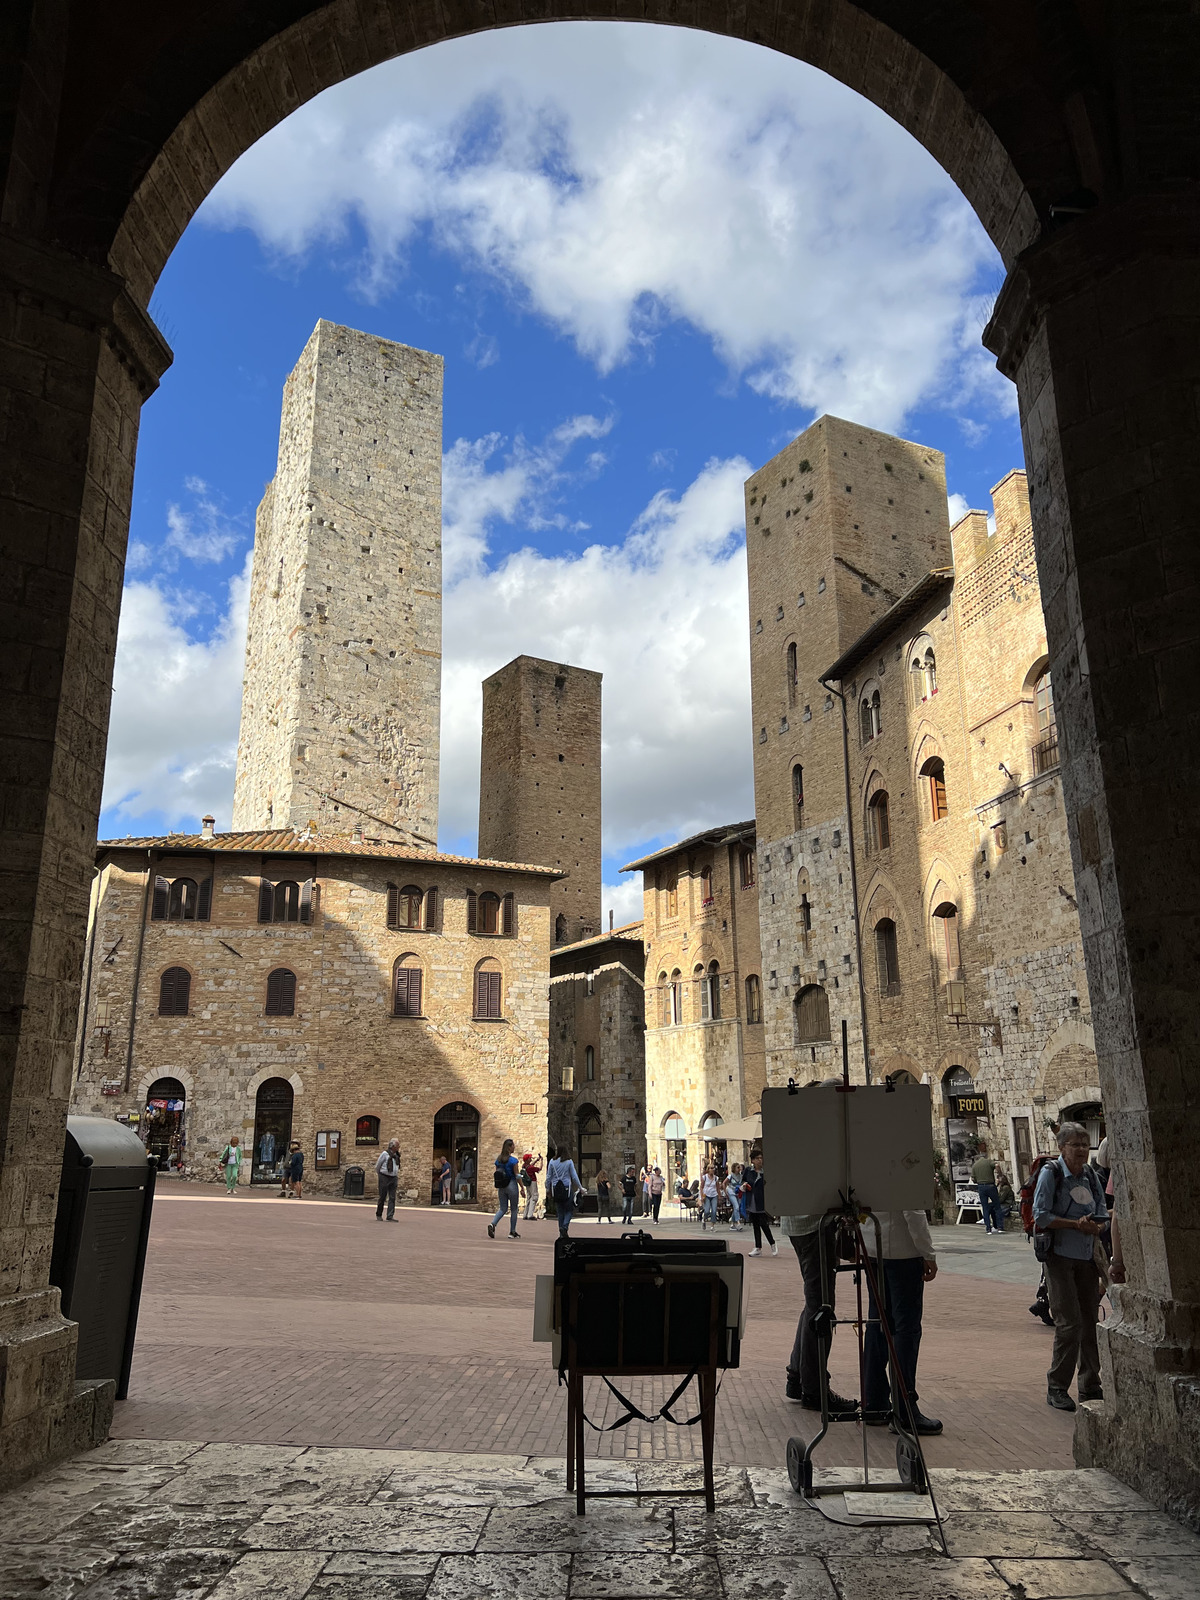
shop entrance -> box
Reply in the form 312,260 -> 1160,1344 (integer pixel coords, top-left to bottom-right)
432,1102 -> 478,1205
663,1113 -> 688,1188
252,1077 -> 295,1184
143,1077 -> 186,1171
577,1105 -> 602,1187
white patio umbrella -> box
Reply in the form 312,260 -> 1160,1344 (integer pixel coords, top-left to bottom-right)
699,1113 -> 761,1143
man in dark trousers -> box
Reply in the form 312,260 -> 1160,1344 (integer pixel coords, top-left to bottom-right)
376,1139 -> 401,1221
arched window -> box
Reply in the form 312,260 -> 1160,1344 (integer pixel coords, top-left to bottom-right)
669,969 -> 683,1025
393,955 -> 424,1017
258,876 -> 312,924
658,972 -> 671,1027
933,902 -> 962,980
555,913 -> 567,942
700,865 -> 714,906
468,890 -> 514,936
275,880 -> 301,921
473,958 -> 502,1019
153,875 -> 212,921
739,849 -> 756,889
795,984 -> 831,1043
860,689 -> 881,744
355,1115 -> 380,1146
911,641 -> 937,702
663,1112 -> 688,1184
158,966 -> 190,1016
699,960 -> 721,1021
786,641 -> 798,706
168,877 -> 197,919
666,878 -> 679,919
874,920 -> 901,995
792,763 -> 804,829
583,1044 -> 595,1081
867,791 -> 891,852
745,975 -> 762,1025
265,967 -> 296,1016
387,883 -> 424,930
921,756 -> 948,821
1035,668 -> 1054,733
577,1105 -> 602,1184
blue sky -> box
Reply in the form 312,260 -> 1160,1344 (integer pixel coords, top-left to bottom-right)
101,22 -> 1021,926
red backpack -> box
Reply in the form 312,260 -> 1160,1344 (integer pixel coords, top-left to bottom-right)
1019,1154 -> 1059,1237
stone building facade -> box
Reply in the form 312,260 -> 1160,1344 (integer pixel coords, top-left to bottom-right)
746,414 -> 1095,1190
479,656 -> 603,946
231,321 -> 442,848
625,822 -> 766,1184
72,829 -> 558,1201
548,924 -> 647,1193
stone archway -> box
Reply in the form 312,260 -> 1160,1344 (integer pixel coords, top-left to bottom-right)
2,0 -> 1199,1516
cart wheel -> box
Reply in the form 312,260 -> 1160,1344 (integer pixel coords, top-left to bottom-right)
786,1437 -> 811,1496
895,1435 -> 927,1494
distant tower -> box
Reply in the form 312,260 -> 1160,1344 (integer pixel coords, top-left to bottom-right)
479,657 -> 602,943
232,321 -> 442,844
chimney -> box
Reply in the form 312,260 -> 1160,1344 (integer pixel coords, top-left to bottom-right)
609,909 -> 614,931
201,815 -> 215,838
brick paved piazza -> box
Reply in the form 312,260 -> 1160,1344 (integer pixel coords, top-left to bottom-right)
5,1192 -> 1200,1600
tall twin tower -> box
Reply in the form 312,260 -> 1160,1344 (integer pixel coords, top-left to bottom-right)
232,321 -> 601,942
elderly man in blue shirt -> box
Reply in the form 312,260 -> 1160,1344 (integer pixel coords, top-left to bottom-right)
1033,1120 -> 1109,1411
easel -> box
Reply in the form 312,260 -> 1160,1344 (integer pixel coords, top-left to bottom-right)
765,1023 -> 949,1553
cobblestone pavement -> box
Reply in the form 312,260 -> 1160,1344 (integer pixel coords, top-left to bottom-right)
108,1192 -> 1075,1469
3,1440 -> 1198,1600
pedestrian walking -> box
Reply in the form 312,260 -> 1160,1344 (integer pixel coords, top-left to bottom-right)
547,1145 -> 584,1236
727,1165 -> 745,1230
520,1151 -> 543,1220
620,1166 -> 637,1224
862,1209 -> 942,1434
744,1152 -> 778,1256
488,1138 -> 521,1239
285,1140 -> 304,1198
700,1167 -> 719,1229
971,1144 -> 1004,1234
595,1169 -> 614,1223
640,1165 -> 652,1217
649,1166 -> 665,1223
375,1139 -> 400,1221
1034,1121 -> 1109,1411
219,1135 -> 243,1194
434,1155 -> 452,1205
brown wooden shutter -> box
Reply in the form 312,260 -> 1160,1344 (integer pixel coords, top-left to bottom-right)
486,970 -> 502,1017
424,886 -> 438,930
467,892 -> 478,933
299,879 -> 313,923
152,875 -> 169,920
159,967 -> 190,1016
266,968 -> 296,1016
259,879 -> 274,922
197,876 -> 212,921
410,967 -> 423,1015
386,883 -> 398,929
501,893 -> 515,936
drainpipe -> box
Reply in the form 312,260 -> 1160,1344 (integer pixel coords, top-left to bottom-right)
124,849 -> 157,1092
820,677 -> 871,1084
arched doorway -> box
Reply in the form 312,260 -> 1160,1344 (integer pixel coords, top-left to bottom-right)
432,1102 -> 479,1205
577,1105 -> 602,1188
942,1065 -> 982,1195
699,1111 -> 726,1173
143,1077 -> 186,1171
663,1113 -> 688,1188
252,1077 -> 294,1184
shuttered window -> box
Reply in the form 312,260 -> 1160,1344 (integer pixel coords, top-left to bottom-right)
265,968 -> 296,1016
394,963 -> 424,1017
259,878 -> 313,923
474,968 -> 502,1019
152,875 -> 212,921
158,967 -> 191,1016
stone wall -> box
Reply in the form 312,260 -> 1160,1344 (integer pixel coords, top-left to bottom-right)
72,838 -> 554,1203
479,656 -> 602,944
232,322 -> 442,848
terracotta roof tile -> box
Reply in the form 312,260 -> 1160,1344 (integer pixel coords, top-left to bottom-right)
97,827 -> 563,877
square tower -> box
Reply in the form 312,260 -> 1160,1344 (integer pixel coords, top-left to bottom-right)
232,320 -> 442,845
478,657 -> 602,943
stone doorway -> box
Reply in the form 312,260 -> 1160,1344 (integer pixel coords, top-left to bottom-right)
142,1078 -> 186,1173
251,1078 -> 294,1186
432,1102 -> 479,1206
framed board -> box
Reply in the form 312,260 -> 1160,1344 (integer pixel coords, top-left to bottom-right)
760,1084 -> 935,1214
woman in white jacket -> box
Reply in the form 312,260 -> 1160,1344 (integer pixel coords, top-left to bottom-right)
861,1210 -> 941,1435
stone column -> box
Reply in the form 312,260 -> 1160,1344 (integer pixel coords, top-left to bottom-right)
0,224 -> 170,1487
985,194 -> 1200,1518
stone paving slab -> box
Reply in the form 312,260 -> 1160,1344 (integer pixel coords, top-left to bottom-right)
2,1444 -> 1199,1600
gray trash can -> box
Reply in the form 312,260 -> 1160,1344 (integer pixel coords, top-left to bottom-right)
343,1165 -> 365,1198
50,1116 -> 156,1400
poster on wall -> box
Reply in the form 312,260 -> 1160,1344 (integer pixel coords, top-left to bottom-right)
315,1130 -> 341,1169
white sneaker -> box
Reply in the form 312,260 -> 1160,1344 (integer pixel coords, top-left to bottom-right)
749,1247 -> 762,1257
771,1243 -> 779,1255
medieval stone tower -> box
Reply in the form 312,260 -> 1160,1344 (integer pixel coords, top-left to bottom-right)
232,320 -> 442,845
478,657 -> 602,944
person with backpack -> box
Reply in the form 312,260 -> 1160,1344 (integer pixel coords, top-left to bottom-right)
744,1151 -> 778,1256
285,1140 -> 304,1198
487,1138 -> 521,1239
1033,1120 -> 1109,1411
547,1145 -> 583,1236
520,1151 -> 543,1221
219,1134 -> 243,1194
620,1166 -> 637,1224
375,1139 -> 400,1221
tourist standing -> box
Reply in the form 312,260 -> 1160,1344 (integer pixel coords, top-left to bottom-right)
286,1140 -> 304,1198
521,1151 -> 543,1220
862,1210 -> 942,1434
971,1144 -> 1004,1234
547,1146 -> 584,1236
649,1166 -> 665,1223
620,1166 -> 637,1224
1034,1121 -> 1109,1411
488,1138 -> 521,1240
595,1169 -> 614,1224
640,1165 -> 652,1217
745,1152 -> 778,1256
375,1139 -> 400,1221
700,1166 -> 719,1230
220,1134 -> 243,1194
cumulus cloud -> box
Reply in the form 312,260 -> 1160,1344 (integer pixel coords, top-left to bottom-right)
203,23 -> 1012,435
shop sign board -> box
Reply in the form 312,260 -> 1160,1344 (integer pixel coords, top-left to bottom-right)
948,1091 -> 989,1118
955,1184 -> 982,1213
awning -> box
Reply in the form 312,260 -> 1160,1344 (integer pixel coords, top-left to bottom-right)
699,1114 -> 761,1143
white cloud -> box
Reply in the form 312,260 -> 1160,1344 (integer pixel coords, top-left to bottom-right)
602,877 -> 646,930
203,23 -> 1013,435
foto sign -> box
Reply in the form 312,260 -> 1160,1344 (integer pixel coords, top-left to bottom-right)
948,1091 -> 989,1118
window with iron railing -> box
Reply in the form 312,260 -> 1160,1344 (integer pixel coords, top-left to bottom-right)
1032,727 -> 1059,775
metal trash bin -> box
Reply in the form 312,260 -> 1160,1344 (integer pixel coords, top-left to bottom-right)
343,1165 -> 365,1198
50,1116 -> 155,1400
